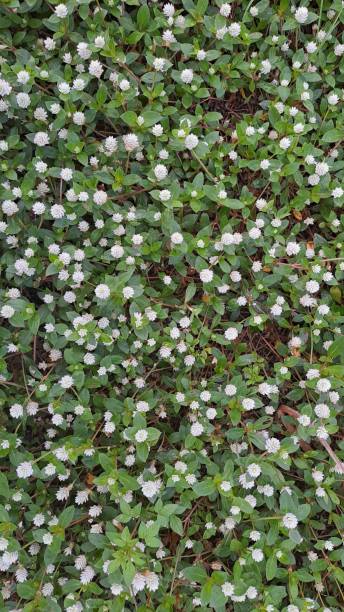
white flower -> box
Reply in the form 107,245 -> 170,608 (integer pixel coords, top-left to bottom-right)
15,567 -> 28,583
306,280 -> 319,294
251,548 -> 264,561
247,463 -> 261,478
282,513 -> 298,529
199,269 -> 213,283
171,232 -> 183,244
111,245 -> 124,258
93,190 -> 107,205
95,284 -> 110,300
295,6 -> 308,23
246,586 -> 257,599
17,461 -> 33,478
60,168 -> 73,181
315,403 -> 330,418
141,479 -> 161,498
135,429 -> 148,443
55,3 -> 68,18
51,204 -> 65,219
190,422 -> 204,436
16,92 -> 31,108
265,437 -> 280,453
261,59 -> 272,74
89,60 -> 103,78
228,22 -> 241,37
2,200 -> 18,216
181,69 -> 193,84
1,305 -> 14,318
17,70 -> 30,84
242,398 -> 255,411
0,79 -> 12,96
332,187 -> 344,198
33,201 -> 45,215
59,375 -> 74,389
154,164 -> 168,180
315,162 -> 329,176
58,82 -> 70,95
119,78 -> 130,91
73,111 -> 85,125
248,227 -> 261,239
224,327 -> 238,341
10,403 -> 23,418
163,3 -> 175,17
111,584 -> 123,595
279,137 -> 291,150
105,136 -> 118,153
152,123 -> 163,136
123,133 -> 139,151
132,572 -> 146,594
328,93 -> 339,106
316,378 -> 331,393
225,384 -> 237,396
222,582 -> 234,596
34,132 -> 49,146
220,3 -> 231,17
286,241 -> 300,256
159,189 -> 171,202
162,29 -> 176,44
80,566 -> 95,584
184,134 -> 199,150
94,36 -> 105,48
220,481 -> 231,492
123,286 -> 134,299
145,571 -> 159,592
153,58 -> 165,71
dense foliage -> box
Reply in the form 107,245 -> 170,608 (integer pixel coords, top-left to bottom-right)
0,0 -> 344,610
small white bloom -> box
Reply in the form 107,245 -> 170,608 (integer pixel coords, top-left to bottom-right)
199,268 -> 213,283
282,513 -> 298,529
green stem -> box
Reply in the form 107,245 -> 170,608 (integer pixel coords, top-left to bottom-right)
191,151 -> 216,183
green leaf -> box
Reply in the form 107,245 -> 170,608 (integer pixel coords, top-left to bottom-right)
136,442 -> 149,462
121,111 -> 138,128
321,128 -> 342,143
328,336 -> 344,361
17,581 -> 37,599
196,0 -> 208,15
169,514 -> 184,536
59,506 -> 75,528
142,110 -> 162,127
96,84 -> 108,106
223,199 -> 244,209
183,565 -> 207,582
296,503 -> 310,521
266,556 -> 277,581
193,479 -> 216,497
185,282 -> 196,302
0,473 -> 10,499
333,567 -> 344,585
137,3 -> 150,30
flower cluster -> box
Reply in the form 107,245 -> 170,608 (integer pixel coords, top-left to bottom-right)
0,0 -> 344,610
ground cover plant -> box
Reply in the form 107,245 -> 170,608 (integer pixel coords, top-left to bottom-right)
1,0 -> 344,610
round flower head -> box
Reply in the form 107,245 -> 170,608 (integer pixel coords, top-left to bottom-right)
181,69 -> 194,84
282,513 -> 298,529
295,6 -> 308,23
184,134 -> 199,150
199,268 -> 213,283
95,284 -> 110,300
123,133 -> 139,151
